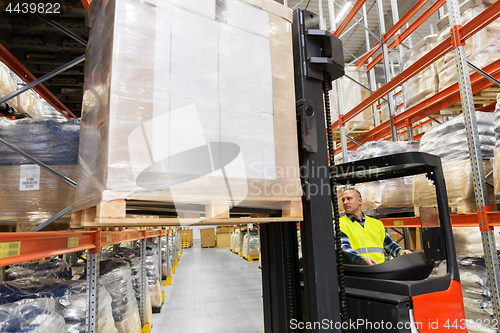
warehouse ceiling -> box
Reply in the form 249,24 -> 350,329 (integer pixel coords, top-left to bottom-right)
0,0 -> 441,119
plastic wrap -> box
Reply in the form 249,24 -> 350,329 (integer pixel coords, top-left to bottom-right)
242,233 -> 259,258
402,35 -> 439,108
0,279 -> 116,333
436,0 -> 500,90
74,0 -> 301,215
0,62 -> 16,110
454,245 -> 500,332
413,159 -> 495,214
0,119 -> 80,229
331,66 -> 373,130
5,258 -> 72,281
0,298 -> 66,333
353,141 -> 420,161
99,259 -> 141,333
419,112 -> 495,163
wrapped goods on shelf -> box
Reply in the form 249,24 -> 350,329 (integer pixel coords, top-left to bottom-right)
436,0 -> 500,90
353,141 -> 420,161
0,298 -> 65,333
0,279 -> 116,333
493,94 -> 500,194
413,159 -> 495,214
74,0 -> 302,214
337,141 -> 419,211
0,62 -> 17,110
5,258 -> 72,281
402,35 -> 439,109
99,259 -> 141,333
0,119 -> 80,229
242,233 -> 259,258
419,112 -> 495,163
333,151 -> 356,164
452,227 -> 500,333
331,66 -> 372,130
234,230 -> 242,253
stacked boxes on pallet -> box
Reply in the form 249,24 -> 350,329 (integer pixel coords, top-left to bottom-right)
331,66 -> 373,130
200,228 -> 216,248
414,112 -> 496,214
436,0 -> 500,91
432,228 -> 500,333
74,0 -> 302,218
216,226 -> 230,247
337,141 -> 419,213
402,35 -> 439,109
181,229 -> 193,248
0,119 -> 80,231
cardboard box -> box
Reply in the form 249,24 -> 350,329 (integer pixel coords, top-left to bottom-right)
216,234 -> 230,248
217,226 -> 230,234
201,228 -> 216,248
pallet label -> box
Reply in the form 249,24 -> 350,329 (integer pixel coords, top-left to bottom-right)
67,237 -> 79,248
19,165 -> 40,191
106,235 -> 112,242
0,242 -> 21,259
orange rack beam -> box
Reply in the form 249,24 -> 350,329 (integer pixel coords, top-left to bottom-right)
334,0 -> 367,37
0,228 -> 168,267
381,212 -> 500,228
335,0 -> 500,133
336,57 -> 500,153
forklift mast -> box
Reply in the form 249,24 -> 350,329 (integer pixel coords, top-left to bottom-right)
260,8 -> 468,333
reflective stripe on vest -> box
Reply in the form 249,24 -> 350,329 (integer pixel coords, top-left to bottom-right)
339,214 -> 386,264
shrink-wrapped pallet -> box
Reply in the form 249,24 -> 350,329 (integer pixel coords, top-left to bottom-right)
338,141 -> 419,211
242,233 -> 259,258
331,66 -> 372,130
436,0 -> 500,90
419,112 -> 495,162
449,228 -> 500,333
99,259 -> 141,333
413,159 -> 495,214
0,119 -> 80,230
0,62 -> 17,110
402,35 -> 439,109
74,0 -> 302,216
0,298 -> 66,333
493,94 -> 500,194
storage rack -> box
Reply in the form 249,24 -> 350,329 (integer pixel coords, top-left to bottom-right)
313,0 -> 500,323
0,227 -> 182,332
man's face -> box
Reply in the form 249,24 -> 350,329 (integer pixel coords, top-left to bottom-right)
342,189 -> 362,214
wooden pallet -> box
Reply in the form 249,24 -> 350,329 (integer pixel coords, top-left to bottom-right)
71,198 -> 303,228
444,87 -> 500,112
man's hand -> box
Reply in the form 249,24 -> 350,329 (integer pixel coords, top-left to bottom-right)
400,250 -> 412,255
364,258 -> 378,265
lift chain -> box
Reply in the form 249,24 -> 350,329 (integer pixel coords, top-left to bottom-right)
323,71 -> 349,331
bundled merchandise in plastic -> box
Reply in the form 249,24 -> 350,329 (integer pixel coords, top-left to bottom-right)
436,0 -> 500,90
0,279 -> 117,333
0,298 -> 66,333
233,229 -> 242,253
0,61 -> 17,111
74,0 -> 302,215
331,66 -> 372,130
415,112 -> 495,214
451,228 -> 500,333
402,35 -> 439,109
337,141 -> 419,211
492,94 -> 500,194
0,119 -> 80,230
5,258 -> 72,281
242,233 -> 259,258
99,259 -> 141,333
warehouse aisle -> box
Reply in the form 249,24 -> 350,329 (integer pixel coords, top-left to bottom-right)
152,240 -> 264,333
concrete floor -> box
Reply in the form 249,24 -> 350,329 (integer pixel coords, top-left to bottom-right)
152,239 -> 264,333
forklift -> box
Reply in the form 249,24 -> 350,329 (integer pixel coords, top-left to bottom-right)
259,8 -> 467,332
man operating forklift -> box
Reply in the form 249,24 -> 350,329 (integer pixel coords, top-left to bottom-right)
340,188 -> 411,265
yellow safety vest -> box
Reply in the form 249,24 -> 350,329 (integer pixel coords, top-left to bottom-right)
339,215 -> 386,264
